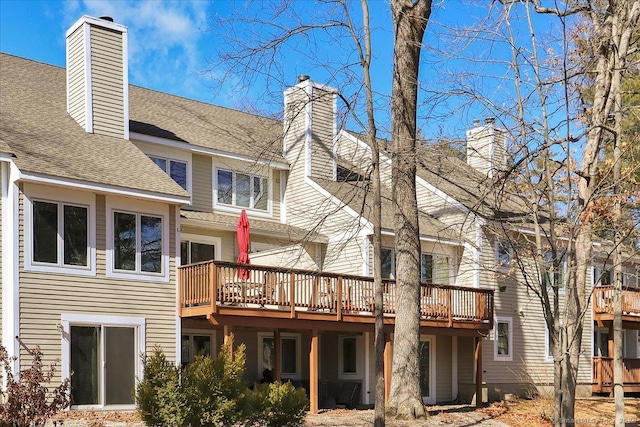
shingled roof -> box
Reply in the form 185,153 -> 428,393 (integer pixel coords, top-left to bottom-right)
0,53 -> 189,200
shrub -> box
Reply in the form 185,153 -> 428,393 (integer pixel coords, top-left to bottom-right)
136,337 -> 308,427
0,344 -> 71,427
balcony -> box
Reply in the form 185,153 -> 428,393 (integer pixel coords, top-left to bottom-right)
178,261 -> 493,332
592,357 -> 640,393
593,286 -> 640,326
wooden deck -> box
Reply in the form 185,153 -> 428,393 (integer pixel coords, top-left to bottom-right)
593,286 -> 640,327
178,260 -> 494,332
592,357 -> 640,393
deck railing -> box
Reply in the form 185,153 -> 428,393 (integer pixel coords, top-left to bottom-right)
178,260 -> 494,325
592,357 -> 640,392
593,285 -> 640,317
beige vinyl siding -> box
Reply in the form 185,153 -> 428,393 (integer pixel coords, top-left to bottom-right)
309,87 -> 335,181
67,26 -> 86,130
192,154 -> 212,211
89,25 -> 124,138
284,87 -> 307,167
18,189 -> 178,382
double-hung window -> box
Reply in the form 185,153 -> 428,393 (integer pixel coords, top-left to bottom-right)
217,169 -> 268,211
32,200 -> 88,267
149,155 -> 188,190
113,212 -> 162,274
494,316 -> 513,361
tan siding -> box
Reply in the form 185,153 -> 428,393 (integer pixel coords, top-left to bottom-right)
192,154 -> 212,211
90,25 -> 124,138
18,189 -> 178,383
436,335 -> 452,403
310,87 -> 335,181
67,26 -> 86,129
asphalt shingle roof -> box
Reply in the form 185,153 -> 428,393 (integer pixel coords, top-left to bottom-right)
0,53 -> 189,200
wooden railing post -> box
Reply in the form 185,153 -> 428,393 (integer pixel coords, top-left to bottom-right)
336,276 -> 343,321
448,288 -> 453,327
210,262 -> 217,315
290,272 -> 296,319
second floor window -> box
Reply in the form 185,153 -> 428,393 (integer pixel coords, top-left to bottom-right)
421,254 -> 450,284
33,200 -> 88,267
113,211 -> 163,274
149,156 -> 187,190
217,169 -> 268,211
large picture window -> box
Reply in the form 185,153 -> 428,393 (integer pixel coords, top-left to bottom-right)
33,200 -> 88,268
149,155 -> 188,190
216,169 -> 268,211
113,211 -> 163,274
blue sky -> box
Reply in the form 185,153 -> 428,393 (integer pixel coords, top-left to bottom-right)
0,0 -> 572,142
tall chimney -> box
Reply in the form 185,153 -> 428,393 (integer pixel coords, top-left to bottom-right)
465,118 -> 506,177
66,15 -> 129,139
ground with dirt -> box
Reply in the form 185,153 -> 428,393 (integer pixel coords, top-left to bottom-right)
48,397 -> 639,426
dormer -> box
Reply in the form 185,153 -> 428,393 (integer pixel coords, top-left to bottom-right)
283,75 -> 337,181
465,118 -> 506,178
66,15 -> 129,139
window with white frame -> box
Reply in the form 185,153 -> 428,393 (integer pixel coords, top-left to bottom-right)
495,239 -> 513,270
61,314 -> 144,409
149,155 -> 188,190
181,330 -> 216,366
545,326 -> 564,362
180,236 -> 220,265
421,254 -> 450,284
216,169 -> 268,211
494,317 -> 513,361
258,332 -> 300,379
543,249 -> 566,289
338,335 -> 360,378
106,197 -> 169,281
32,200 -> 88,267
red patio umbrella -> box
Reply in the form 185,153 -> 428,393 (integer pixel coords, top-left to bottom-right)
236,210 -> 251,280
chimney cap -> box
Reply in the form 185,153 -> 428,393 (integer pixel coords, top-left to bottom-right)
99,16 -> 114,22
473,119 -> 480,127
297,75 -> 310,83
484,117 -> 496,125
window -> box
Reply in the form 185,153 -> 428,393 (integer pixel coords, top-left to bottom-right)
494,317 -> 513,361
258,333 -> 300,379
545,327 -> 564,362
149,155 -> 187,190
421,254 -> 450,284
594,266 -> 613,286
182,330 -> 215,366
61,314 -> 144,409
495,239 -> 513,270
113,211 -> 162,273
338,335 -> 360,378
32,200 -> 88,268
543,250 -> 566,289
181,241 -> 215,265
216,169 -> 268,211
381,248 -> 395,279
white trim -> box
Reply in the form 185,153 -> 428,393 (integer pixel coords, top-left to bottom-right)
362,236 -> 370,276
17,171 -> 190,205
175,205 -> 182,367
60,313 -> 145,410
257,332 -> 302,380
23,184 -> 97,276
380,229 -> 462,247
494,316 -> 513,362
130,132 -> 289,171
1,161 -> 20,375
451,336 -> 458,401
83,22 -> 93,133
213,167 -> 273,217
331,93 -> 338,181
280,170 -> 287,223
66,15 -> 128,37
338,335 -> 362,380
105,196 -> 170,282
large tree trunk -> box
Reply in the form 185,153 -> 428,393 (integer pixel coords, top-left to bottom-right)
387,0 -> 432,419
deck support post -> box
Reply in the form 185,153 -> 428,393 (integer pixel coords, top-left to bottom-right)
309,329 -> 319,414
384,333 -> 392,404
274,329 -> 281,382
475,337 -> 483,407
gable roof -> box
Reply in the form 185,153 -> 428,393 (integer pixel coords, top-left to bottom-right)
0,53 -> 189,201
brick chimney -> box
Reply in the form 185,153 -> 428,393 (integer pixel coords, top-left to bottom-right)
66,15 -> 129,139
466,117 -> 506,177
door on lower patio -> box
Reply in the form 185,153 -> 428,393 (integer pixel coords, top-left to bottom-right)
419,335 -> 435,404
